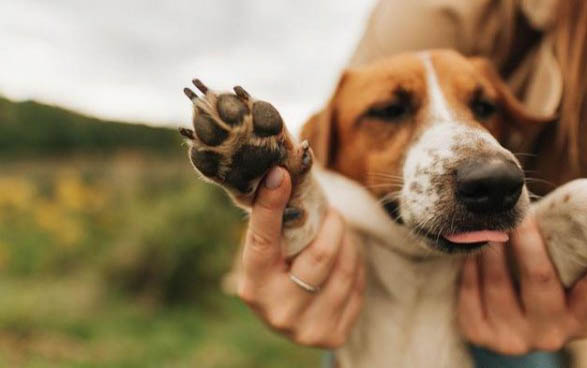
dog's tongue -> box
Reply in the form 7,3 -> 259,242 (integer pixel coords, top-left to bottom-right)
444,231 -> 509,244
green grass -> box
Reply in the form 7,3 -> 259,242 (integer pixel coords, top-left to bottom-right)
0,155 -> 322,367
0,95 -> 322,367
0,275 -> 321,368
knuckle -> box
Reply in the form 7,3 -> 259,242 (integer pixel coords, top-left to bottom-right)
533,331 -> 565,352
457,316 -> 473,338
308,245 -> 336,268
356,278 -> 366,294
236,283 -> 257,306
326,334 -> 346,348
486,271 -> 508,285
330,285 -> 351,305
496,336 -> 529,356
293,330 -> 322,347
295,330 -> 343,349
338,263 -> 356,283
247,229 -> 275,251
266,308 -> 295,331
458,321 -> 486,346
526,267 -> 555,285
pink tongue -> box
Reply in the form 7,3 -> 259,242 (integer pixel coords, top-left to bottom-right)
444,231 -> 509,244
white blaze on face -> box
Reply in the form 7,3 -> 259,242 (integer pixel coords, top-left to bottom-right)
419,52 -> 453,122
400,52 -> 512,226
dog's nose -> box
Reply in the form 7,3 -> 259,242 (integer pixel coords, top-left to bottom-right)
455,159 -> 524,213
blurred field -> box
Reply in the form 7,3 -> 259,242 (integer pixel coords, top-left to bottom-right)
0,98 -> 322,367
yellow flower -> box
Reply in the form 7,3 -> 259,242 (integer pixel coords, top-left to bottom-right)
0,177 -> 36,210
56,170 -> 107,212
34,200 -> 82,248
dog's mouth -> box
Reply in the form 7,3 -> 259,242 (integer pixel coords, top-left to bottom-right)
383,199 -> 513,253
421,230 -> 509,253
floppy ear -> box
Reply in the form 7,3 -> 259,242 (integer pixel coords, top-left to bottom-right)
469,57 -> 558,127
300,72 -> 349,167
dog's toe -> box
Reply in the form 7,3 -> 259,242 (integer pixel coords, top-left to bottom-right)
252,101 -> 283,137
193,114 -> 229,146
217,94 -> 249,126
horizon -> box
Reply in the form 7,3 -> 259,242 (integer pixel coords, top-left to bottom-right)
1,1 -> 375,134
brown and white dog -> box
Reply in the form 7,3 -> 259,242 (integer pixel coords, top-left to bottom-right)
180,50 -> 587,368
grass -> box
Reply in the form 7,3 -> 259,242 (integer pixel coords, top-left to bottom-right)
0,154 -> 322,367
0,274 -> 322,368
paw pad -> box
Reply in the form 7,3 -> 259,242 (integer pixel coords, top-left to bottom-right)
194,114 -> 228,146
252,101 -> 283,137
217,94 -> 248,126
181,79 -> 290,195
190,149 -> 221,177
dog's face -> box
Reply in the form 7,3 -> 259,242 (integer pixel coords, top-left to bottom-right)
303,50 -> 551,253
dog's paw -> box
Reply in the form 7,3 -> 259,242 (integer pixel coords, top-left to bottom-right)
534,179 -> 587,286
180,79 -> 312,205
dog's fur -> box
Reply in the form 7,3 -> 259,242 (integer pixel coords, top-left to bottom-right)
180,50 -> 587,367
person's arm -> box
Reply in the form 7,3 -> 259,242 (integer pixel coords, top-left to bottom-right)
237,167 -> 365,347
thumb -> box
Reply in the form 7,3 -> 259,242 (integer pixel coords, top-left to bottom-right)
243,166 -> 291,274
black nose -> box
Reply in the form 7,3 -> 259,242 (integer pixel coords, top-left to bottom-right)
456,159 -> 524,213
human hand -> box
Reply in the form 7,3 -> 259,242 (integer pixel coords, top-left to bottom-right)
458,215 -> 587,354
237,167 -> 365,348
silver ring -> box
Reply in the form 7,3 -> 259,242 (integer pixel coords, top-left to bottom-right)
289,273 -> 320,293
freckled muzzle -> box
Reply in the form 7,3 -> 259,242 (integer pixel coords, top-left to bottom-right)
398,124 -> 530,253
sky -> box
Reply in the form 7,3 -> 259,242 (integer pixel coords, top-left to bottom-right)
0,0 -> 375,133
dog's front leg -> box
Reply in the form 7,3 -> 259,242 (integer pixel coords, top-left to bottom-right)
533,179 -> 587,368
180,80 -> 327,256
532,179 -> 587,287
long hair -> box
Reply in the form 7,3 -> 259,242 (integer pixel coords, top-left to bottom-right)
554,0 -> 587,174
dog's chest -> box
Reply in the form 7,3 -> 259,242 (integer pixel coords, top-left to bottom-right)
336,237 -> 472,368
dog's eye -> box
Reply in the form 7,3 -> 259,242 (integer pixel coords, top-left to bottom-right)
470,98 -> 497,120
365,102 -> 409,122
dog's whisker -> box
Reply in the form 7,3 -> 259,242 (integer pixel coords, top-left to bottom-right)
525,177 -> 556,188
366,183 -> 404,189
367,172 -> 404,180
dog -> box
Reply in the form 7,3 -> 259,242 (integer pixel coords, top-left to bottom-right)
179,50 -> 587,368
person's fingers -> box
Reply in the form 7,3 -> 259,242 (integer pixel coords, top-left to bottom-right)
335,262 -> 366,339
294,258 -> 365,349
242,167 -> 291,280
458,256 -> 490,345
480,243 -> 524,325
305,231 -> 360,314
289,208 -> 345,290
510,215 -> 566,319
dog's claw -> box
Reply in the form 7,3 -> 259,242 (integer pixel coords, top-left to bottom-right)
184,88 -> 197,100
192,79 -> 208,94
233,86 -> 250,101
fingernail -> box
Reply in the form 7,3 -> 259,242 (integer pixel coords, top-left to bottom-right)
264,167 -> 283,189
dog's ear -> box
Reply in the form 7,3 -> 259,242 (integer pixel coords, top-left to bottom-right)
469,57 -> 558,127
300,72 -> 349,167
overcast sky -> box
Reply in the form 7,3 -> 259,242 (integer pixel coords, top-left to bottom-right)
0,0 -> 375,133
